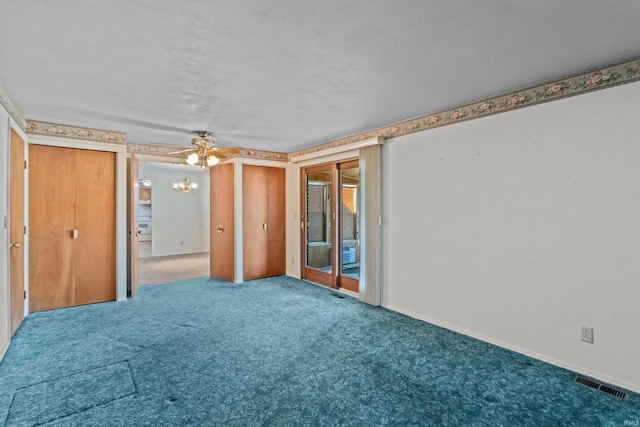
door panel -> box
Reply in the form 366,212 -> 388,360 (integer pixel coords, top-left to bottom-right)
265,167 -> 285,277
243,166 -> 285,281
210,163 -> 234,281
74,150 -> 116,305
243,165 -> 267,281
128,153 -> 140,297
301,165 -> 335,288
29,145 -> 77,312
338,161 -> 360,293
9,129 -> 25,334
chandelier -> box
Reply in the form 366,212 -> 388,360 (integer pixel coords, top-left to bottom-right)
172,166 -> 199,193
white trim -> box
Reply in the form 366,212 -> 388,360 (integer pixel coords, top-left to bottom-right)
28,134 -> 128,302
289,137 -> 384,163
359,144 -> 382,306
9,119 -> 29,316
0,110 -> 10,361
232,159 -> 243,283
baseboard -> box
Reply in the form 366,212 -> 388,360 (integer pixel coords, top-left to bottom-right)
384,304 -> 640,395
0,337 -> 10,362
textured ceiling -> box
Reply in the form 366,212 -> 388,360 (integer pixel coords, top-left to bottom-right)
1,1 -> 640,153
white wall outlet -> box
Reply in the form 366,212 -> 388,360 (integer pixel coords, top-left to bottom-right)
581,327 -> 594,343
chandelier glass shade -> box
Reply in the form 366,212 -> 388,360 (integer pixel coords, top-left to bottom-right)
172,166 -> 198,193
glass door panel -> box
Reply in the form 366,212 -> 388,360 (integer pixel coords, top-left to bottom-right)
302,166 -> 335,287
340,165 -> 359,280
338,161 -> 360,292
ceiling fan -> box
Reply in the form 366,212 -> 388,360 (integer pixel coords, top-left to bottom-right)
168,130 -> 239,168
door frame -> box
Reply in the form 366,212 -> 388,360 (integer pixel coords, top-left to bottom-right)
9,128 -> 26,333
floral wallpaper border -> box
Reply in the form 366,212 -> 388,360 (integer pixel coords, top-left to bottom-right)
289,58 -> 640,159
0,82 -> 27,131
127,143 -> 289,162
15,57 -> 640,160
26,120 -> 126,144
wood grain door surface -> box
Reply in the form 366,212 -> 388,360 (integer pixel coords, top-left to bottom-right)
9,129 -> 25,334
242,165 -> 267,281
74,149 -> 116,305
210,163 -> 234,282
265,167 -> 286,278
29,145 -> 116,312
243,165 -> 285,281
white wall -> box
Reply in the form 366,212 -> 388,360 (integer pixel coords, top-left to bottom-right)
0,107 -> 10,360
141,162 -> 210,256
382,81 -> 640,393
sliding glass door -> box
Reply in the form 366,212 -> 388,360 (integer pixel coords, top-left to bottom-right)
301,160 -> 360,292
301,164 -> 335,287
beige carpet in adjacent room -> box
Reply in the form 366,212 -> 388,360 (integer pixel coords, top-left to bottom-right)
139,243 -> 210,285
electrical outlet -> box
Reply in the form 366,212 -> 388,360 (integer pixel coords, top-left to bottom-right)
581,327 -> 594,343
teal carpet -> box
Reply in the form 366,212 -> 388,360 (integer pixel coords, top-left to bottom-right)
0,276 -> 637,426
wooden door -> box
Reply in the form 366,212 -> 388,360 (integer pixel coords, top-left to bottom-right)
210,163 -> 234,281
128,153 -> 140,297
30,145 -> 116,311
243,165 -> 267,281
243,166 -> 285,281
74,149 -> 116,305
264,167 -> 285,277
9,129 -> 25,334
29,145 -> 77,312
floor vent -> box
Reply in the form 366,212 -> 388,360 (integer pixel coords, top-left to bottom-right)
574,376 -> 628,400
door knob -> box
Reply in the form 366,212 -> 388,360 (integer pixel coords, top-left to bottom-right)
135,230 -> 141,237
9,242 -> 20,249
217,225 -> 224,234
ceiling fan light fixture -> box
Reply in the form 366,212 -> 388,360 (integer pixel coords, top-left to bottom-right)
186,153 -> 199,166
207,156 -> 219,167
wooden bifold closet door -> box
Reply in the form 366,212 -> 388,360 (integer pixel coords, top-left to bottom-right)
29,145 -> 116,312
243,165 -> 285,281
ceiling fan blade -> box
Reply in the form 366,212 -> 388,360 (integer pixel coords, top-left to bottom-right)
167,148 -> 196,155
211,147 -> 240,154
209,150 -> 234,159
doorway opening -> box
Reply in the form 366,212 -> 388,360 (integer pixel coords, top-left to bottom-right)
301,159 -> 360,293
132,160 -> 210,287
